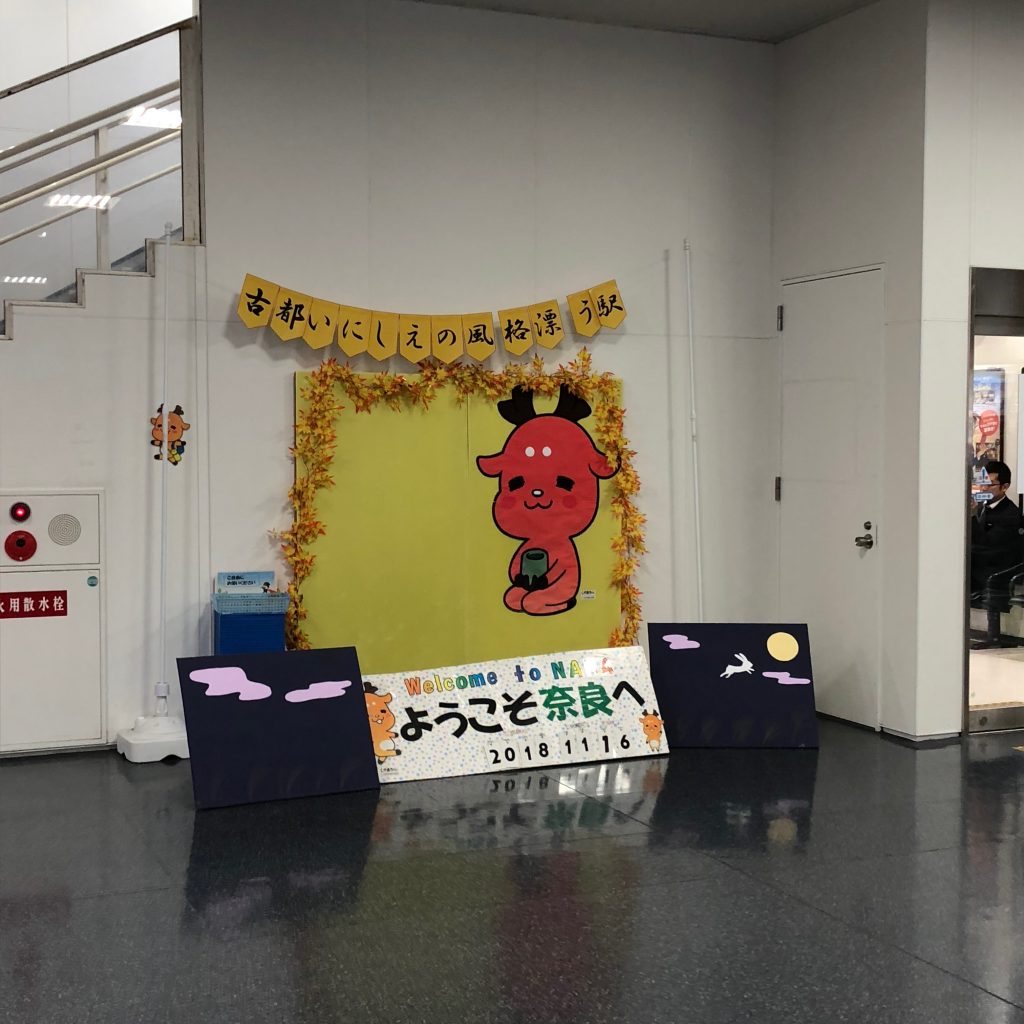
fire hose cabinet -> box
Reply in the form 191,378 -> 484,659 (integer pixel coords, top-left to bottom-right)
1,490 -> 104,753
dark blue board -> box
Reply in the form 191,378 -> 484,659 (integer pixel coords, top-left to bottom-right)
646,623 -> 819,749
177,647 -> 380,809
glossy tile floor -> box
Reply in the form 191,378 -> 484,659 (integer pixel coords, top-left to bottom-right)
1,720 -> 1022,1024
970,647 -> 1024,707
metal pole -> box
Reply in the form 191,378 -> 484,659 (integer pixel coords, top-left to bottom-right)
156,223 -> 173,719
684,239 -> 704,620
0,18 -> 194,100
0,82 -> 179,167
0,130 -> 179,214
664,248 -> 680,617
0,165 -> 181,248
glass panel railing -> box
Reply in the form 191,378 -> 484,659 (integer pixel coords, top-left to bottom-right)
0,22 -> 196,335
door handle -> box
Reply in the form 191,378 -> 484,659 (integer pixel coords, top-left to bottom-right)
855,521 -> 874,549
851,524 -> 876,548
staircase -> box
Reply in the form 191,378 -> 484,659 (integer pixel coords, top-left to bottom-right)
0,18 -> 202,339
1,227 -> 184,339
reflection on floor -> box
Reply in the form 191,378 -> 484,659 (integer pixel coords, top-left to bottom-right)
1,720 -> 1022,1024
969,647 -> 1024,707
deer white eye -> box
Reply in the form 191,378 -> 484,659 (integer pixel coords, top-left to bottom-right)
542,446 -> 552,457
525,446 -> 535,457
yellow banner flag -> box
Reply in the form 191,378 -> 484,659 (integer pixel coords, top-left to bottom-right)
237,274 -> 279,328
498,307 -> 534,356
302,298 -> 340,350
367,311 -> 400,361
270,287 -> 312,342
463,313 -> 497,362
566,289 -> 601,338
431,315 -> 464,364
589,279 -> 626,328
337,306 -> 370,357
399,314 -> 432,365
529,300 -> 565,350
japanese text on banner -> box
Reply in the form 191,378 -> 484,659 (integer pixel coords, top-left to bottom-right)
363,645 -> 664,784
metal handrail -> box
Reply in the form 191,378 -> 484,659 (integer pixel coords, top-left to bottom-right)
0,18 -> 195,101
0,130 -> 180,215
0,12 -> 202,297
0,83 -> 179,167
0,164 -> 182,247
1,95 -> 180,175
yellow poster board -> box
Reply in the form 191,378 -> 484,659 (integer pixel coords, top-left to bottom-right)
295,380 -> 620,674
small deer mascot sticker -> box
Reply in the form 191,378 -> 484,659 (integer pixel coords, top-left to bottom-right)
150,404 -> 190,465
477,385 -> 617,616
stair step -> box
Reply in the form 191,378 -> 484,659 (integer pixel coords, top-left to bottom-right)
1,228 -> 183,339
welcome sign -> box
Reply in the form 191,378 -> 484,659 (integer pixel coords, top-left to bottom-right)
363,646 -> 665,784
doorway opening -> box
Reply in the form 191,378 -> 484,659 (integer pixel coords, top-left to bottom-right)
966,267 -> 1024,733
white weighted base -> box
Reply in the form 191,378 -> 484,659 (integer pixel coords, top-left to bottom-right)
116,714 -> 190,762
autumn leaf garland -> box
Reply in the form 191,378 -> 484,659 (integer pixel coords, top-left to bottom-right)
280,348 -> 646,650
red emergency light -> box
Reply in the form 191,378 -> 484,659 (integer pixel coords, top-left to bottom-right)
9,501 -> 31,523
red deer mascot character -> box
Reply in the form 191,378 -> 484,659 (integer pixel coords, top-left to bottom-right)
477,385 -> 617,616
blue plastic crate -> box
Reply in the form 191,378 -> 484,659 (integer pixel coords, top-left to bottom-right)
213,610 -> 286,655
212,592 -> 289,614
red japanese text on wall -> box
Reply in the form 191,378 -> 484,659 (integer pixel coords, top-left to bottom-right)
0,591 -> 68,619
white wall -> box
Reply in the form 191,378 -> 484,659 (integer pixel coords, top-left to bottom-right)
4,0 -> 1013,742
3,0 -> 1014,741
915,0 -> 1024,735
1,0 -> 201,740
0,243 -> 205,733
200,0 -> 780,646
774,0 -> 930,735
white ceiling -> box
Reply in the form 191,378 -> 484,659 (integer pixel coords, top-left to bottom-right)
412,0 -> 881,43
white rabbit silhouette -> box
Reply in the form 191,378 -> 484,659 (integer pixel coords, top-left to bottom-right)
720,653 -> 754,678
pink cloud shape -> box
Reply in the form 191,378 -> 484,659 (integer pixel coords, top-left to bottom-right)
763,671 -> 811,686
189,667 -> 272,701
663,634 -> 701,650
284,680 -> 352,703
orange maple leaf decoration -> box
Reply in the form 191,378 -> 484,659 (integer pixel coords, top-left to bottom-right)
280,348 -> 645,650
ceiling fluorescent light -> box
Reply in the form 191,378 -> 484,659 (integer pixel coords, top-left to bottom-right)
123,105 -> 182,129
45,193 -> 119,210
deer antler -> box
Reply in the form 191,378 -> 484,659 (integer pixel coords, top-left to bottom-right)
497,386 -> 537,425
552,384 -> 592,422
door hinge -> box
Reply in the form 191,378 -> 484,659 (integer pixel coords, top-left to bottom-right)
774,476 -> 782,502
776,304 -> 784,332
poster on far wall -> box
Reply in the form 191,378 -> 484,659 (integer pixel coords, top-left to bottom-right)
647,623 -> 818,749
362,645 -> 666,784
972,367 -> 1005,494
178,647 -> 380,809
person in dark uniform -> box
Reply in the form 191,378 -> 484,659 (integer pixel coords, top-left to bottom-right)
970,460 -> 1024,596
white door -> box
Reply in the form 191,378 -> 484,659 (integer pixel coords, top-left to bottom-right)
779,269 -> 883,728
